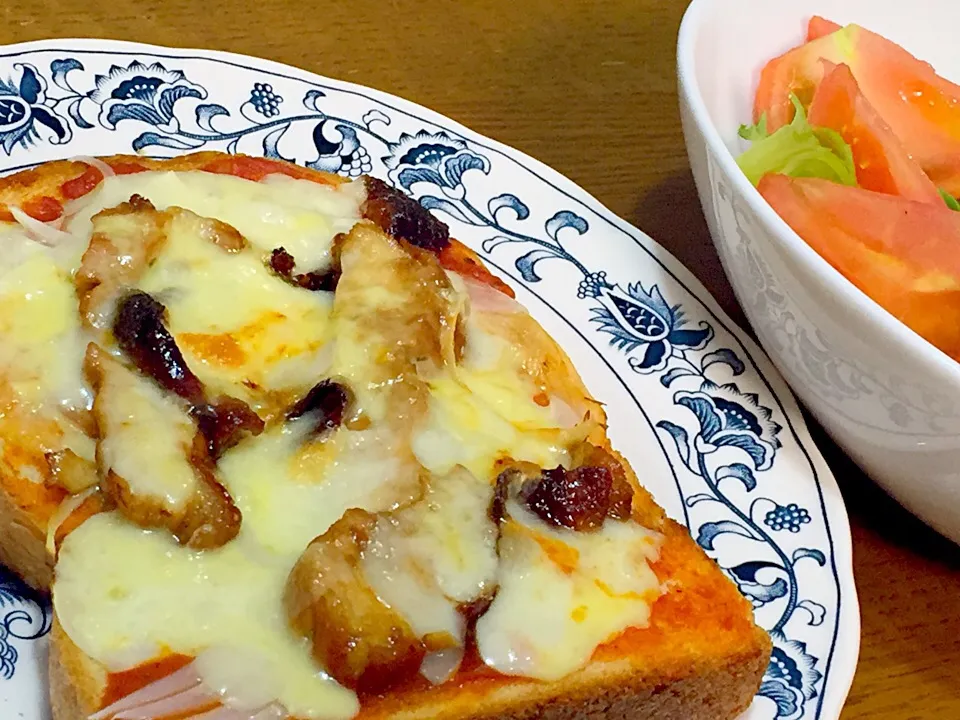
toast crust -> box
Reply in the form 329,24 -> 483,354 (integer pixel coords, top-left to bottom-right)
0,152 -> 771,719
50,519 -> 771,720
52,619 -> 768,720
0,483 -> 55,590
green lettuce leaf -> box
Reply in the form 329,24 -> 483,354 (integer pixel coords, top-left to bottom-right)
738,114 -> 768,142
940,187 -> 960,211
736,96 -> 857,187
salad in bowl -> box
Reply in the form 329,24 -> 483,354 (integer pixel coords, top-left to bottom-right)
737,17 -> 960,364
677,0 -> 960,544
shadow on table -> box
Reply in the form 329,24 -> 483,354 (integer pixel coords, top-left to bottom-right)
807,417 -> 960,568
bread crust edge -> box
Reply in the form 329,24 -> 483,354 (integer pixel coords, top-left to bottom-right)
0,151 -> 771,720
50,612 -> 771,720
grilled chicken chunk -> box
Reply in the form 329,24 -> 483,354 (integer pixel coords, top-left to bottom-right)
84,344 -> 241,549
76,195 -> 170,331
77,196 -> 249,331
285,509 -> 426,694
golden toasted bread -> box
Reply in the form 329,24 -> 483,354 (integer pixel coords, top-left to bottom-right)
0,153 -> 770,720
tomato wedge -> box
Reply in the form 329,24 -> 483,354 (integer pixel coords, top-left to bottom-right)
808,63 -> 942,202
754,24 -> 960,194
806,16 -> 841,42
759,174 -> 960,359
754,34 -> 831,128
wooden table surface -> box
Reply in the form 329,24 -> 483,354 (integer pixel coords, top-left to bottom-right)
6,0 -> 960,717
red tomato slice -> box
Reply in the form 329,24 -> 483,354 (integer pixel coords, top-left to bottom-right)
759,173 -> 960,359
806,16 -> 841,42
754,24 -> 960,194
754,35 -> 830,129
808,63 -> 941,203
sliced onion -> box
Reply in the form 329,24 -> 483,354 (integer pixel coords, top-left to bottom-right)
419,645 -> 464,686
59,156 -> 115,222
89,664 -> 201,720
45,485 -> 96,557
8,206 -> 73,246
186,707 -> 241,720
70,155 -> 116,179
88,660 -> 293,720
549,395 -> 584,429
190,706 -> 285,720
250,705 -> 287,720
111,684 -> 218,719
462,275 -> 523,315
62,193 -> 98,220
154,700 -> 286,720
193,645 -> 281,712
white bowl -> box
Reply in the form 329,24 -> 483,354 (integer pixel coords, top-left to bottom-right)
677,0 -> 960,543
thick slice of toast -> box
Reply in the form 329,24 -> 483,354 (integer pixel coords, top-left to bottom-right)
50,512 -> 769,720
0,153 -> 770,719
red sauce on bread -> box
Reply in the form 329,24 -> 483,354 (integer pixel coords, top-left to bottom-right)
108,161 -> 149,176
200,156 -> 346,186
101,652 -> 195,708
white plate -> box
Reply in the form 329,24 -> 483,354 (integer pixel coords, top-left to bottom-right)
0,39 -> 859,720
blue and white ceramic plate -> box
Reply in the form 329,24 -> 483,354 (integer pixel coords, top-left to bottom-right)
0,39 -> 858,720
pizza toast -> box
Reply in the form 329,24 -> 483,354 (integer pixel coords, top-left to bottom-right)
0,153 -> 770,720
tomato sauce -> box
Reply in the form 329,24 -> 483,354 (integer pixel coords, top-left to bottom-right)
101,653 -> 195,708
200,156 -> 345,186
108,161 -> 149,175
60,165 -> 104,200
21,195 -> 64,222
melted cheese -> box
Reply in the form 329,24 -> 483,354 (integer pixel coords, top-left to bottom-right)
66,171 -> 360,415
135,209 -> 336,411
0,226 -> 94,468
412,312 -> 572,479
44,167 -> 664,719
54,513 -> 359,719
29,170 -> 376,718
363,467 -> 499,646
0,229 -> 88,410
476,501 -> 663,681
55,419 -> 418,719
95,355 -> 198,509
65,170 -> 364,270
219,419 -> 418,558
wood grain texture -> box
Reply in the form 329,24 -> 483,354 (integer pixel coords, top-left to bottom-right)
2,0 -> 958,717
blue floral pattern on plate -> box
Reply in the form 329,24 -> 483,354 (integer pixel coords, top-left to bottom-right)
0,41 -> 858,720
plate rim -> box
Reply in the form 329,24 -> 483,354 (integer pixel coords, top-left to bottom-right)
0,36 -> 861,719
